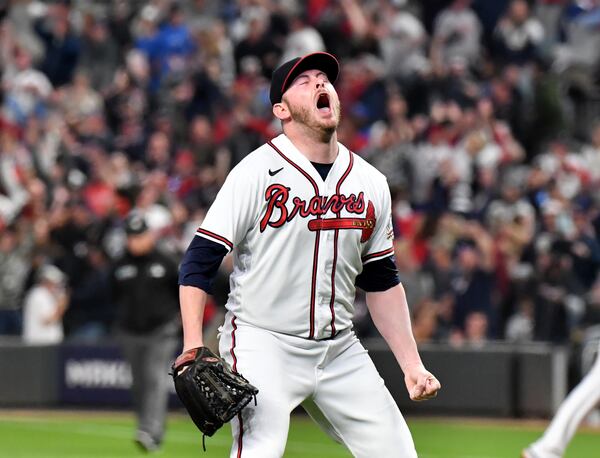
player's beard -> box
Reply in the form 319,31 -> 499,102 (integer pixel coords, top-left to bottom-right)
287,98 -> 341,142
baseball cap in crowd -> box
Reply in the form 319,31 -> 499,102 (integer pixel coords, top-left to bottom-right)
38,264 -> 67,286
270,52 -> 340,105
124,211 -> 149,235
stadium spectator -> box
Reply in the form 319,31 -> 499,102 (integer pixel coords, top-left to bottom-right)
33,2 -> 80,87
278,11 -> 326,64
412,299 -> 439,343
233,7 -> 280,79
492,0 -> 545,65
0,119 -> 30,225
22,264 -> 68,345
107,0 -> 134,58
2,45 -> 53,125
59,71 -> 103,125
486,171 -> 535,268
462,310 -> 490,348
446,219 -> 496,336
78,16 -> 119,92
153,3 -> 196,81
0,224 -> 33,335
351,54 -> 389,128
65,241 -> 114,342
377,0 -> 429,82
581,121 -> 600,185
505,296 -> 535,342
533,243 -> 586,343
430,0 -> 483,72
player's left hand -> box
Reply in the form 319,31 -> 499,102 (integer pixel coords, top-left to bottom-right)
404,365 -> 441,401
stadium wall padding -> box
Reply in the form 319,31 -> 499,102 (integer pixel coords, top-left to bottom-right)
0,340 -> 567,417
364,340 -> 567,417
0,343 -> 60,406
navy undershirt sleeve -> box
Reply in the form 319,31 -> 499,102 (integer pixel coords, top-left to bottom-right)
355,255 -> 401,292
178,236 -> 228,294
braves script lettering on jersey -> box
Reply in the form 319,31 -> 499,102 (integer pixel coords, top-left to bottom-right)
195,134 -> 394,340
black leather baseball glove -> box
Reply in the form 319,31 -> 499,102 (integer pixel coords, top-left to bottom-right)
171,346 -> 258,443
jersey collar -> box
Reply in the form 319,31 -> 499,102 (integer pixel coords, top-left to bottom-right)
271,134 -> 351,188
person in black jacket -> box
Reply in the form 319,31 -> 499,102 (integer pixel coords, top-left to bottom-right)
111,211 -> 180,452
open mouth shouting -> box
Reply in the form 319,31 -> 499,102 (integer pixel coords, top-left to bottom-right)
316,92 -> 332,115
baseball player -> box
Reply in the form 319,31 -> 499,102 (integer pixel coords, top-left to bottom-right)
522,339 -> 600,458
178,51 -> 441,458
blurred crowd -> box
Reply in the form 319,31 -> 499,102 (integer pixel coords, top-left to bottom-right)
0,0 -> 599,347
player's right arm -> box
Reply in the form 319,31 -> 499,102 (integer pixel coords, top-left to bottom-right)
179,236 -> 228,351
180,285 -> 208,351
177,156 -> 261,352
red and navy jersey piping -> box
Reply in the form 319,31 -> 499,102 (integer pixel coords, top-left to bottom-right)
229,315 -> 244,457
362,247 -> 395,262
328,151 -> 354,337
196,228 -> 234,251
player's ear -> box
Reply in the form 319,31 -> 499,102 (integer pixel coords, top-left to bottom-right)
272,102 -> 290,121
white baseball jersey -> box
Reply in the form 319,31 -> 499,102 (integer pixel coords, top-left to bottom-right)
195,133 -> 395,339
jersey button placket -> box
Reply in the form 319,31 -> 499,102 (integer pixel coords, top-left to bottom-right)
313,181 -> 327,339
322,183 -> 338,340
316,228 -> 334,340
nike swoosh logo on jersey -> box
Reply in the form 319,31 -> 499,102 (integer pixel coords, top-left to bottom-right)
268,167 -> 284,176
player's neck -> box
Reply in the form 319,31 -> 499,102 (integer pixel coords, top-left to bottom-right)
285,125 -> 338,163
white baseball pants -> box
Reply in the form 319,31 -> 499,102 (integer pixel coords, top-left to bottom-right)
218,313 -> 417,458
527,341 -> 600,458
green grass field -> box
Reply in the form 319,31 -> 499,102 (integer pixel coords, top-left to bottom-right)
1,410 -> 599,457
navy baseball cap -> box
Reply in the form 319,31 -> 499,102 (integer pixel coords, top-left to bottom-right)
270,52 -> 340,105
